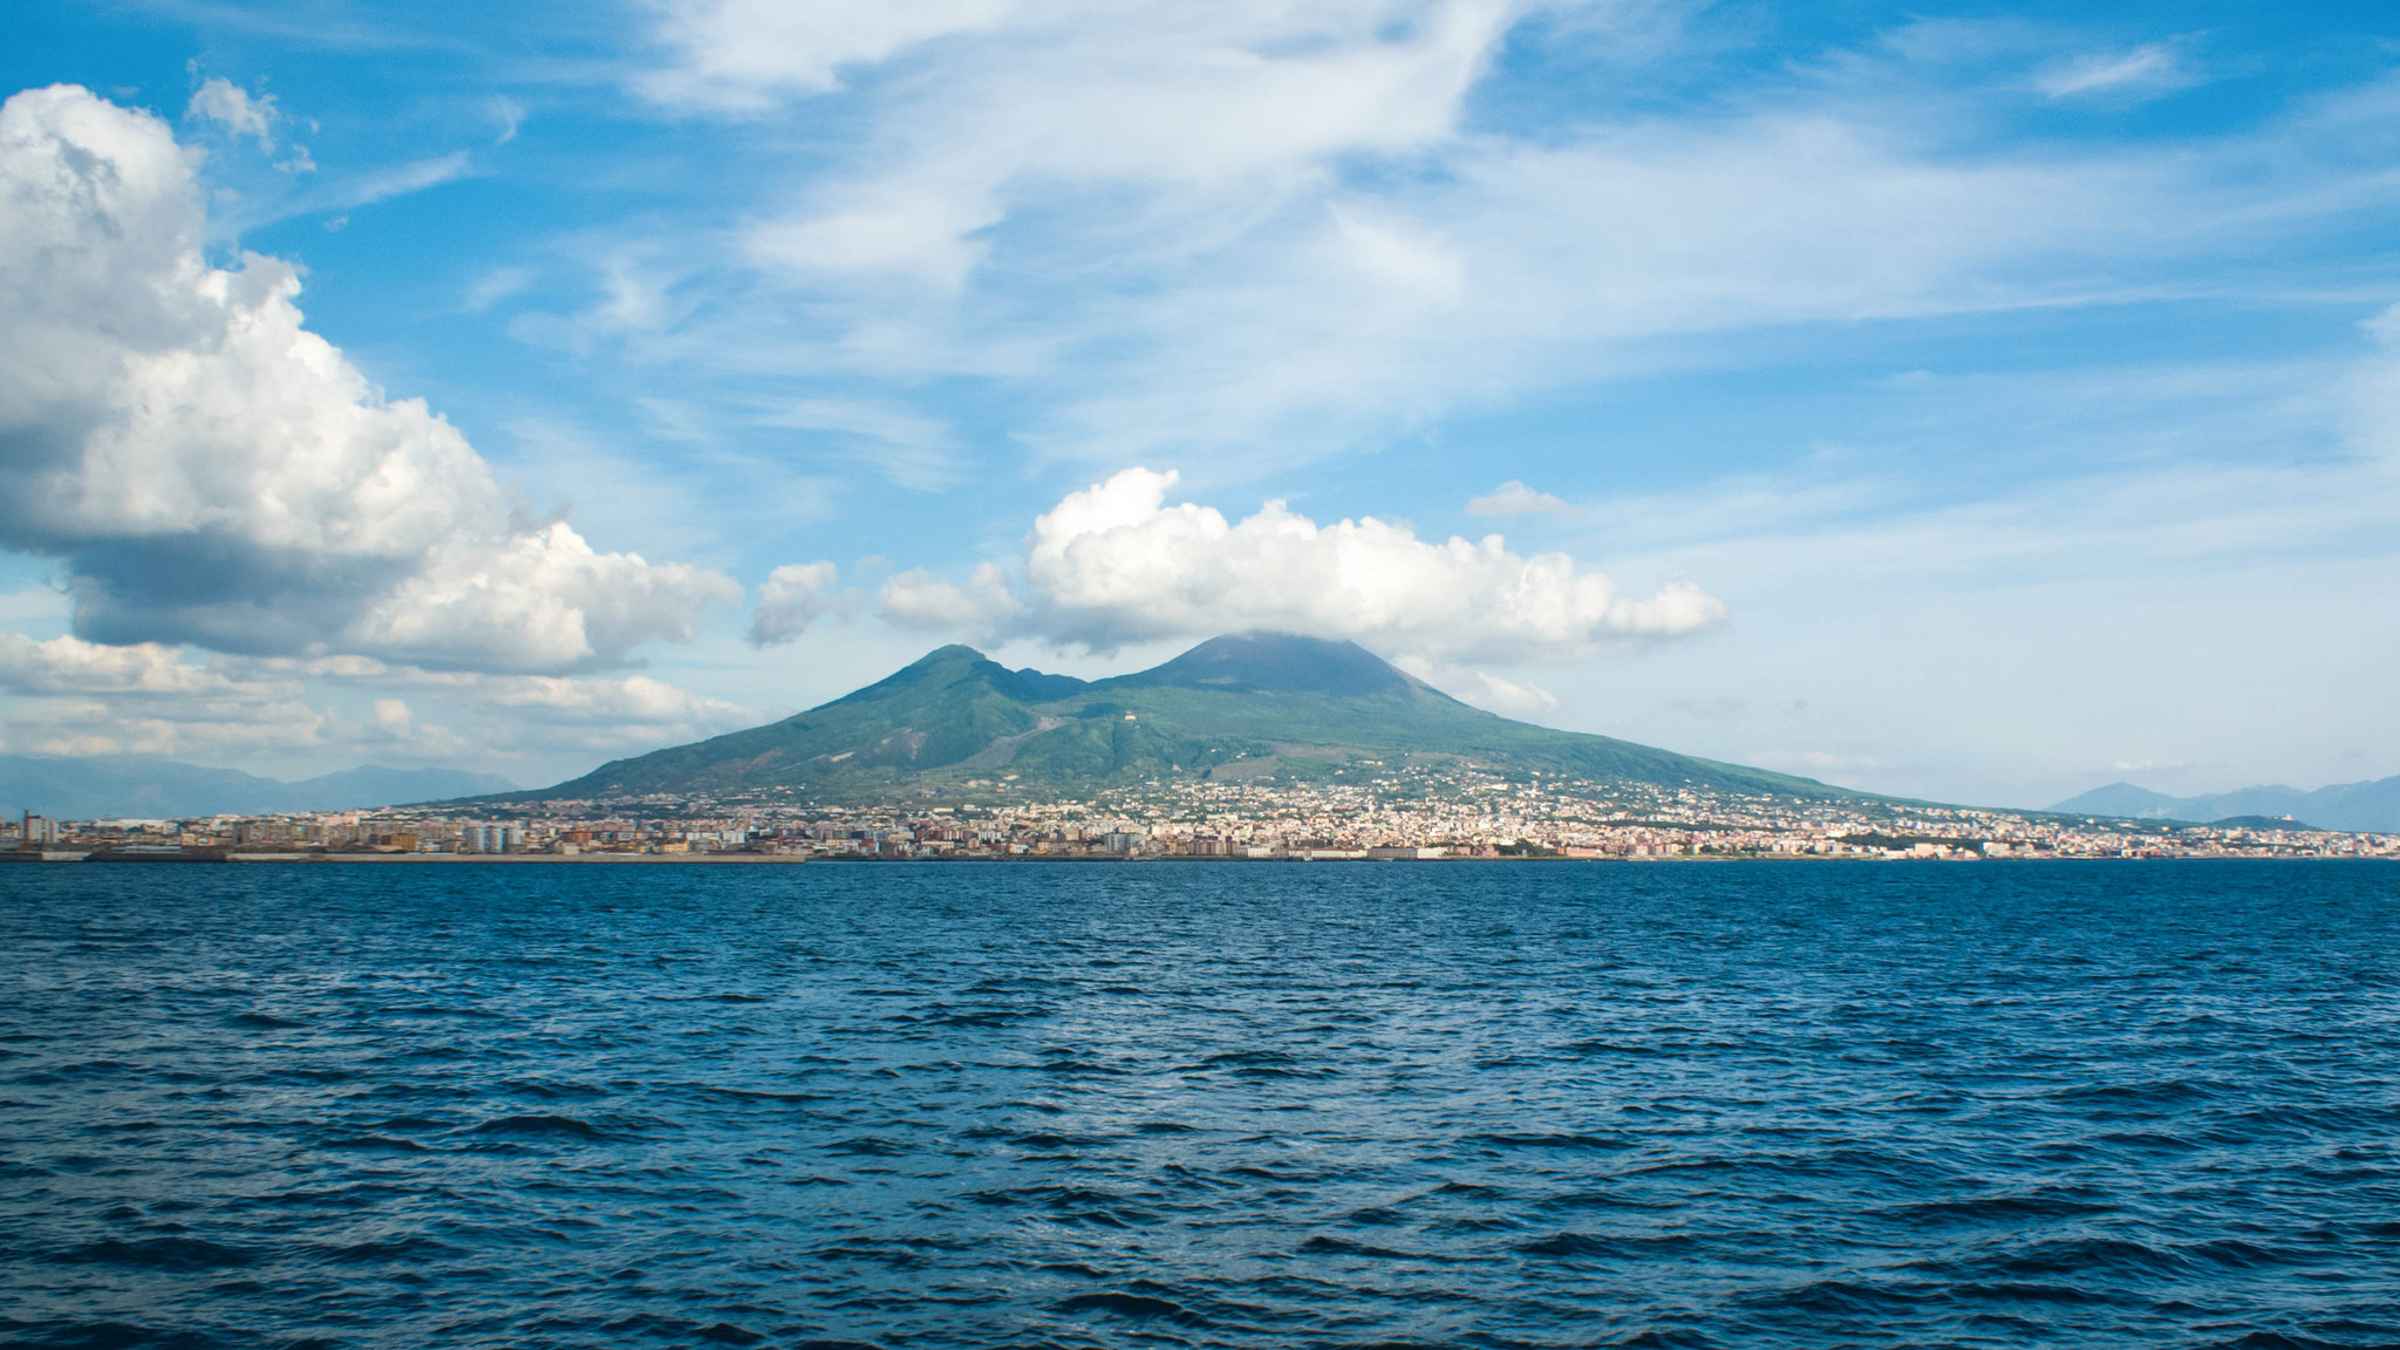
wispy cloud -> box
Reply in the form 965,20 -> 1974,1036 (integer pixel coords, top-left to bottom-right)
462,264 -> 536,313
2034,41 -> 2195,100
337,150 -> 475,209
747,397 -> 968,492
111,0 -> 479,53
484,93 -> 525,144
1467,481 -> 1576,518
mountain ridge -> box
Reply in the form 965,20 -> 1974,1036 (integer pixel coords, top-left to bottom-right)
1,758 -> 518,820
2050,774 -> 2400,833
521,631 -> 1855,804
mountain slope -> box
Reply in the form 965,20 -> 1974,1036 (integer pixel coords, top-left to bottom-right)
2051,775 -> 2400,832
532,633 -> 1853,803
527,645 -> 1088,797
0,758 -> 517,819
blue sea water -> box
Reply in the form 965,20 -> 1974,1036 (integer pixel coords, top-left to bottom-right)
2,860 -> 2397,1349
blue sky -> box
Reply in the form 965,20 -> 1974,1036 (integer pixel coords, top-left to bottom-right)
2,0 -> 2396,807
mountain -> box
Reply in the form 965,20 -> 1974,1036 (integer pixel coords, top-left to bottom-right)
2048,782 -> 2185,818
2051,775 -> 2400,833
528,632 -> 1854,803
0,758 -> 517,820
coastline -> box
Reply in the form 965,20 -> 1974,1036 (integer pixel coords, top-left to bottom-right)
9,850 -> 2386,866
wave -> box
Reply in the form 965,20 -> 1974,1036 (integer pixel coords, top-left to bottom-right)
464,1114 -> 612,1140
1053,1290 -> 1204,1324
49,1237 -> 254,1271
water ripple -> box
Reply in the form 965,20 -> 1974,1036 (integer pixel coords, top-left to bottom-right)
1,859 -> 2397,1347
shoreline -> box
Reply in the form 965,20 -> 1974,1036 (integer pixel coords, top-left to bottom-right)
7,851 -> 2385,866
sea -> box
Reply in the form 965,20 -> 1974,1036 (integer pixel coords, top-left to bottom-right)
2,860 -> 2396,1349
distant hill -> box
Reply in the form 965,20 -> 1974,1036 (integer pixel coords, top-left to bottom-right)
2051,775 -> 2400,833
0,758 -> 517,820
522,631 -> 1856,803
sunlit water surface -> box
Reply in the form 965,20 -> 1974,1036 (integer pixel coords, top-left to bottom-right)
3,860 -> 2398,1348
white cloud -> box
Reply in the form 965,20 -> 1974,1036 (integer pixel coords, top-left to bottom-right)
2034,43 -> 2192,100
185,76 -> 277,148
463,264 -> 536,313
0,588 -> 68,625
748,397 -> 966,490
337,150 -> 473,208
743,178 -> 1002,293
1466,480 -> 1576,517
0,86 -> 735,674
635,0 -> 1016,113
518,7 -> 2400,518
2,705 -> 329,758
0,632 -> 327,758
715,0 -> 1511,294
345,523 -> 735,672
0,634 -> 254,697
383,668 -> 757,756
597,14 -> 2400,492
215,655 -> 764,760
1392,653 -> 1561,718
896,467 -> 1724,658
880,563 -> 1019,631
2362,302 -> 2400,351
750,561 -> 839,646
485,94 -> 525,145
447,671 -> 751,728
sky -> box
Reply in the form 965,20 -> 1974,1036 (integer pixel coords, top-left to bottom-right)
2,0 -> 2396,809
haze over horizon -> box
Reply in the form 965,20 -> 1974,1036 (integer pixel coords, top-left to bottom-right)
4,1 -> 2397,810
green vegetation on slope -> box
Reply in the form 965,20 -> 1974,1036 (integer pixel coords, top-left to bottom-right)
529,634 -> 1851,802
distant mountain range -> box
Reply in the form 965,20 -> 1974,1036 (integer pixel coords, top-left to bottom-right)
1,757 -> 516,820
2051,775 -> 2400,833
522,632 -> 1854,803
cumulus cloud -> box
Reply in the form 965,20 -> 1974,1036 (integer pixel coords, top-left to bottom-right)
403,669 -> 756,756
749,561 -> 839,646
211,655 -> 762,759
0,634 -> 254,697
445,672 -> 751,728
185,76 -> 277,147
2,703 -> 329,758
1466,480 -> 1576,517
0,86 -> 736,674
0,633 -> 326,757
880,563 -> 1018,631
892,468 -> 1724,658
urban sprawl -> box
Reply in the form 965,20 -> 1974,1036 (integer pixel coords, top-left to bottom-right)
10,763 -> 2394,863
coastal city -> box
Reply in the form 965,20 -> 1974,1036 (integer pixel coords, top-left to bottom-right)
10,762 -> 2395,863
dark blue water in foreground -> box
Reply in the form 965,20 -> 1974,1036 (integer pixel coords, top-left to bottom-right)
3,861 -> 2399,1348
